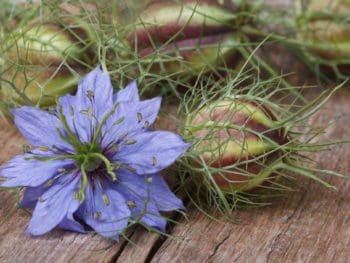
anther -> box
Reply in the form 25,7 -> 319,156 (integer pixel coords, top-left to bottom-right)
112,162 -> 121,170
113,117 -> 125,126
122,164 -> 136,172
122,140 -> 137,146
94,212 -> 102,219
126,201 -> 137,209
44,179 -> 54,187
102,194 -> 110,206
113,145 -> 119,152
87,90 -> 94,99
137,112 -> 142,123
118,132 -> 128,141
38,145 -> 50,152
152,156 -> 157,166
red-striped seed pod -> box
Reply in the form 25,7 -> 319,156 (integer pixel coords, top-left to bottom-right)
126,0 -> 250,75
1,17 -> 95,106
186,99 -> 286,192
296,0 -> 350,77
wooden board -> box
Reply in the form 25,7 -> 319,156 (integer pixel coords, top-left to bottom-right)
1,75 -> 350,263
1,1 -> 350,262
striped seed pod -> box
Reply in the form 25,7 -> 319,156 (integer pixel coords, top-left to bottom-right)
1,17 -> 95,106
126,0 -> 249,75
296,0 -> 350,76
187,99 -> 286,192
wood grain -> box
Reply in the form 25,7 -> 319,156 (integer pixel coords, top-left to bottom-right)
1,85 -> 349,263
1,0 -> 350,262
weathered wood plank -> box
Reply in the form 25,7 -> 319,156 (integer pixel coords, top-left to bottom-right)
1,0 -> 350,262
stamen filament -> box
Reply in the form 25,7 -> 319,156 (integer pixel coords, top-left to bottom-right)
26,154 -> 76,162
91,101 -> 120,148
57,104 -> 80,147
80,160 -> 88,203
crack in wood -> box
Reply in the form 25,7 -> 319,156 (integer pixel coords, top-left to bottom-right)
265,189 -> 308,262
143,197 -> 189,263
207,232 -> 231,262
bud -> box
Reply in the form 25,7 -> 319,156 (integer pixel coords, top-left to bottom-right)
1,18 -> 95,106
296,0 -> 350,75
186,99 -> 286,192
126,0 -> 249,75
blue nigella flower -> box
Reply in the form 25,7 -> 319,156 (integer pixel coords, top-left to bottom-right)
0,66 -> 190,240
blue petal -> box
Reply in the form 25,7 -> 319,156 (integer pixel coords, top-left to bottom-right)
114,131 -> 190,174
58,66 -> 113,143
58,94 -> 93,143
101,97 -> 161,148
11,106 -> 72,151
58,211 -> 86,233
113,80 -> 139,102
111,177 -> 167,231
78,181 -> 130,240
27,175 -> 80,235
148,174 -> 185,211
58,216 -> 86,233
139,210 -> 167,231
21,185 -> 46,208
135,97 -> 162,129
117,171 -> 184,212
75,66 -> 114,118
0,154 -> 74,187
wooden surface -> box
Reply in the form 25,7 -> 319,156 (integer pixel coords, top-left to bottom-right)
1,82 -> 350,263
1,1 -> 350,263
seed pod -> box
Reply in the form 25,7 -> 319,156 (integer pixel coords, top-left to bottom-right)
126,0 -> 249,75
296,0 -> 350,76
1,17 -> 95,106
186,99 -> 286,192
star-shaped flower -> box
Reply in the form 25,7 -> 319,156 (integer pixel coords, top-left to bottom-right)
0,66 -> 190,240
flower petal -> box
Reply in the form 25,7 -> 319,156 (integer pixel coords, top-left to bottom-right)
113,80 -> 139,102
148,174 -> 185,211
78,181 -> 130,240
58,216 -> 86,233
101,97 -> 161,148
21,185 -> 46,208
0,154 -> 74,187
58,213 -> 85,233
115,131 -> 190,174
76,66 -> 114,118
11,106 -> 72,151
58,66 -> 113,143
111,176 -> 167,231
27,175 -> 80,235
117,171 -> 184,212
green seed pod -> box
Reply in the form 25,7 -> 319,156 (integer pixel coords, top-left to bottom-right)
126,0 -> 250,75
296,0 -> 350,77
186,99 -> 286,193
1,17 -> 95,106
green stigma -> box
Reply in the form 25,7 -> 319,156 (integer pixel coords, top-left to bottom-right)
75,143 -> 102,172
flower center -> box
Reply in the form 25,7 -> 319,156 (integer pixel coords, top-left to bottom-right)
75,143 -> 103,172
